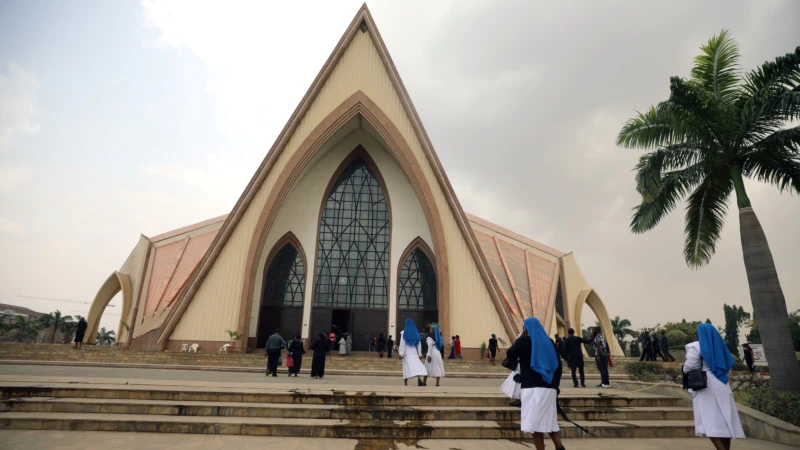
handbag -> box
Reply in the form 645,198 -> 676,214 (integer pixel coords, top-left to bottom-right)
501,357 -> 518,371
277,357 -> 283,367
686,356 -> 707,391
286,355 -> 294,368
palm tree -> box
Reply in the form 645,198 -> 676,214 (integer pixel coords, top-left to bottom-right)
11,316 -> 42,342
616,31 -> 800,392
38,310 -> 74,343
96,327 -> 116,346
610,316 -> 635,353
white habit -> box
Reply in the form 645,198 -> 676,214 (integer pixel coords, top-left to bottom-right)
425,337 -> 446,378
338,338 -> 347,355
520,387 -> 559,433
683,341 -> 745,439
500,362 -> 521,400
398,331 -> 428,379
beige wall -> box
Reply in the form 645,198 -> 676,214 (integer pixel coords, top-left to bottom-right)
172,29 -> 509,346
248,129 -> 433,340
118,235 -> 150,342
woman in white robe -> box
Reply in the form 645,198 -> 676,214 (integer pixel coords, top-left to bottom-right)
338,337 -> 347,356
500,333 -> 522,406
683,323 -> 744,449
399,318 -> 427,386
423,325 -> 445,386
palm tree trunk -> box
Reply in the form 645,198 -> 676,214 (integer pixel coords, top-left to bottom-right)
739,206 -> 800,393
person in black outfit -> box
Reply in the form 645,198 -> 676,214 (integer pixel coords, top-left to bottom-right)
505,318 -> 565,450
386,335 -> 394,358
287,335 -> 305,377
488,334 -> 498,365
742,343 -> 755,373
563,328 -> 590,388
660,331 -> 676,362
639,332 -> 654,361
554,334 -> 565,360
74,318 -> 88,349
378,333 -> 386,357
310,333 -> 329,379
652,334 -> 665,361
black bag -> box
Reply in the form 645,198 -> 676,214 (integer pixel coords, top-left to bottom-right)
501,357 -> 518,371
685,356 -> 707,391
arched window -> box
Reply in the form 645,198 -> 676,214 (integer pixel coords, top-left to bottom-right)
263,243 -> 304,307
398,248 -> 437,310
314,156 -> 389,309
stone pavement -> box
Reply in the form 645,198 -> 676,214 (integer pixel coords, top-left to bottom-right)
0,431 -> 795,450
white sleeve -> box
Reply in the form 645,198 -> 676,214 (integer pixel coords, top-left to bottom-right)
683,343 -> 702,373
398,337 -> 406,356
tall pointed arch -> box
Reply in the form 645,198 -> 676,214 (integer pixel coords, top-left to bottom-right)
255,232 -> 306,347
309,147 -> 391,350
396,237 -> 438,331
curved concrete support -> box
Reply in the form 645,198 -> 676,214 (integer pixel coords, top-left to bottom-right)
86,272 -> 132,345
573,288 -> 624,357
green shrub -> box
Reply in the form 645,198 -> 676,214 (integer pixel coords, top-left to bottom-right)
630,341 -> 641,357
667,330 -> 688,347
624,362 -> 682,383
731,362 -> 749,372
746,388 -> 800,427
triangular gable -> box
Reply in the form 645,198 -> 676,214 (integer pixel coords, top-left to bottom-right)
157,4 -> 518,347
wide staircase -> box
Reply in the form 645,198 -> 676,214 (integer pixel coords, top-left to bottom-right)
0,378 -> 696,440
0,342 -> 632,376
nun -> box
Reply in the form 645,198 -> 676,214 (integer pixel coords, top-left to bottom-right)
398,318 -> 428,386
683,323 -> 745,449
500,333 -> 523,406
506,317 -> 565,450
310,333 -> 329,379
423,325 -> 446,387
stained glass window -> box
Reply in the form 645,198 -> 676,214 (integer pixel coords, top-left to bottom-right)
398,248 -> 437,310
262,243 -> 304,307
314,156 -> 389,309
555,278 -> 564,318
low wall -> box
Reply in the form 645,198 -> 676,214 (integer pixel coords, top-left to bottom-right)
612,380 -> 800,447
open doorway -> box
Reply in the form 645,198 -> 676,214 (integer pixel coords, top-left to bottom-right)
332,309 -> 350,337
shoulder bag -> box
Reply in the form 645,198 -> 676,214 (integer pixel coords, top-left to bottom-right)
685,355 -> 707,391
501,357 -> 518,371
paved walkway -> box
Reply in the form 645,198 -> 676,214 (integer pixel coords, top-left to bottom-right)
0,431 -> 794,450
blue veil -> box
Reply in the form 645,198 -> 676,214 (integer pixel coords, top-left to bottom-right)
403,318 -> 421,347
697,323 -> 734,384
524,317 -> 559,384
432,325 -> 443,352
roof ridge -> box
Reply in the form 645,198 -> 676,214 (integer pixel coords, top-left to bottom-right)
465,213 -> 565,257
149,214 -> 229,242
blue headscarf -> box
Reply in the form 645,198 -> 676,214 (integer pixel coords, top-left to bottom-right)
432,325 -> 443,352
524,317 -> 559,384
403,318 -> 421,347
697,323 -> 734,384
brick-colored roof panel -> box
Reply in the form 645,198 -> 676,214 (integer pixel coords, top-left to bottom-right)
149,214 -> 229,243
143,239 -> 188,314
158,230 -> 219,311
466,213 -> 565,257
472,230 -> 518,317
527,251 -> 557,319
496,240 -> 532,317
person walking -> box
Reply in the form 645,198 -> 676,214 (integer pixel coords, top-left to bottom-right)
73,317 -> 88,350
346,334 -> 353,355
338,336 -> 347,356
378,333 -> 387,358
742,343 -> 755,374
399,318 -> 427,386
311,333 -> 329,379
500,333 -> 523,406
661,330 -> 676,362
563,328 -> 589,388
423,325 -> 445,386
265,329 -> 286,377
683,323 -> 745,449
506,317 -> 565,450
287,335 -> 305,377
454,335 -> 462,359
488,333 -> 498,365
653,334 -> 665,361
448,336 -> 455,359
639,332 -> 654,361
386,335 -> 393,358
328,331 -> 336,354
554,334 -> 565,360
591,327 -> 610,388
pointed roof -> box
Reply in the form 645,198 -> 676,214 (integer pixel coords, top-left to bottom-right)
158,4 -> 527,344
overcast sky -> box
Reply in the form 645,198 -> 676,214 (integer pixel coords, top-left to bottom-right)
1,0 -> 798,336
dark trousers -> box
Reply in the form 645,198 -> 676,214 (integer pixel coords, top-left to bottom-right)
662,349 -> 675,362
387,346 -> 393,358
596,355 -> 610,386
266,350 -> 281,375
570,365 -> 585,386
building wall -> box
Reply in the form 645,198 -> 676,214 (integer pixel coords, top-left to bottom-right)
247,130 -> 433,340
172,29 -> 510,346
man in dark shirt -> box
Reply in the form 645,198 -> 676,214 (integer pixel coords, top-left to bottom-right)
386,335 -> 394,358
488,334 -> 498,365
563,328 -> 590,388
265,329 -> 287,377
660,331 -> 676,362
378,333 -> 386,357
592,327 -> 610,388
639,332 -> 654,361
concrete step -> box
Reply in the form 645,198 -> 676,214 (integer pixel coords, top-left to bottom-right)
0,411 -> 698,439
1,397 -> 695,421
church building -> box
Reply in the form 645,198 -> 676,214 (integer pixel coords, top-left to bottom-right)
85,5 -> 622,357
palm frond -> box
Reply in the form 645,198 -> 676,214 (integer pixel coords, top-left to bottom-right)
683,171 -> 733,268
631,164 -> 704,233
669,77 -> 726,145
691,29 -> 741,103
742,126 -> 800,194
616,103 -> 680,149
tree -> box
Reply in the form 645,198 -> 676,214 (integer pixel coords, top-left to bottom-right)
616,30 -> 800,392
723,304 -> 750,356
11,316 -> 42,342
38,310 -> 74,343
747,311 -> 800,352
608,316 -> 635,354
96,327 -> 116,346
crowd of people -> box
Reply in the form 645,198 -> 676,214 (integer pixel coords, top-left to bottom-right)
638,330 -> 677,362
